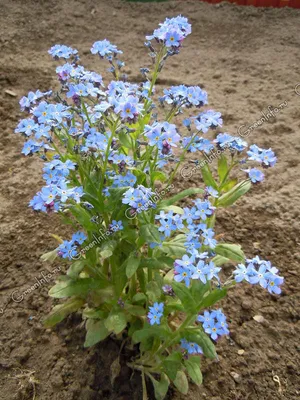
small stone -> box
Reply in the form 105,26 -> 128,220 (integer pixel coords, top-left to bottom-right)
237,349 -> 245,355
5,89 -> 17,97
230,372 -> 242,383
241,300 -> 252,310
253,315 -> 265,323
14,346 -> 31,363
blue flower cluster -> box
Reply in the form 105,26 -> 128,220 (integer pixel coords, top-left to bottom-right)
58,231 -> 87,260
155,198 -> 217,259
91,39 -> 122,58
180,339 -> 203,355
19,89 -> 52,112
160,85 -> 208,109
233,256 -> 284,294
48,44 -> 78,60
148,302 -> 164,325
174,255 -> 220,287
214,133 -> 247,152
122,185 -> 156,213
29,158 -> 84,212
197,309 -> 229,341
247,144 -> 277,167
193,110 -> 223,133
146,15 -> 191,50
145,122 -> 180,157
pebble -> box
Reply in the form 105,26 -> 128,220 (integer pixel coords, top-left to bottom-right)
241,300 -> 252,310
238,349 -> 245,355
5,89 -> 17,97
230,372 -> 242,383
253,315 -> 265,323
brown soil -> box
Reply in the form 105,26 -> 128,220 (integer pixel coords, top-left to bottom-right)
0,1 -> 300,399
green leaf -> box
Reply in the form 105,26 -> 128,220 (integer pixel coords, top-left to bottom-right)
44,298 -> 84,328
40,249 -> 58,263
163,352 -> 182,380
211,255 -> 231,267
184,358 -> 203,386
132,325 -> 168,344
199,288 -> 227,309
128,318 -> 143,337
221,178 -> 238,192
159,188 -> 204,208
84,319 -> 110,347
67,260 -> 86,279
161,234 -> 187,257
124,303 -> 146,317
165,301 -> 184,313
125,254 -> 140,278
119,132 -> 133,149
137,268 -> 146,293
217,180 -> 251,207
49,278 -> 109,298
82,307 -> 107,320
173,370 -> 189,395
151,171 -> 167,183
99,240 -> 117,259
149,373 -> 170,400
132,293 -> 147,305
201,164 -> 218,190
217,154 -> 228,182
185,330 -> 217,359
140,256 -> 174,270
191,280 -> 210,303
172,282 -> 197,313
159,205 -> 184,215
105,311 -> 127,334
139,224 -> 161,245
69,204 -> 96,231
215,243 -> 245,263
146,281 -> 162,302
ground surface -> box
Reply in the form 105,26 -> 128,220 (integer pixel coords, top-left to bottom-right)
0,0 -> 300,399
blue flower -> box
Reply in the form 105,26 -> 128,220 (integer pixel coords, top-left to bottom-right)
174,265 -> 193,287
165,31 -> 181,47
15,118 -> 38,136
175,254 -> 195,269
247,145 -> 277,167
110,220 -> 124,231
191,260 -> 207,283
19,90 -> 48,111
148,302 -> 164,325
162,85 -> 208,108
91,39 -> 122,58
146,16 -> 191,50
158,217 -> 177,237
194,199 -> 215,220
205,261 -> 221,281
71,231 -> 87,245
214,133 -> 247,152
48,44 -> 78,59
233,257 -> 284,294
198,309 -> 229,340
201,228 -> 217,249
182,207 -> 198,224
21,140 -> 43,156
233,263 -> 254,283
244,168 -> 265,183
180,339 -> 203,355
194,110 -> 223,133
206,186 -> 219,198
58,240 -> 78,259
